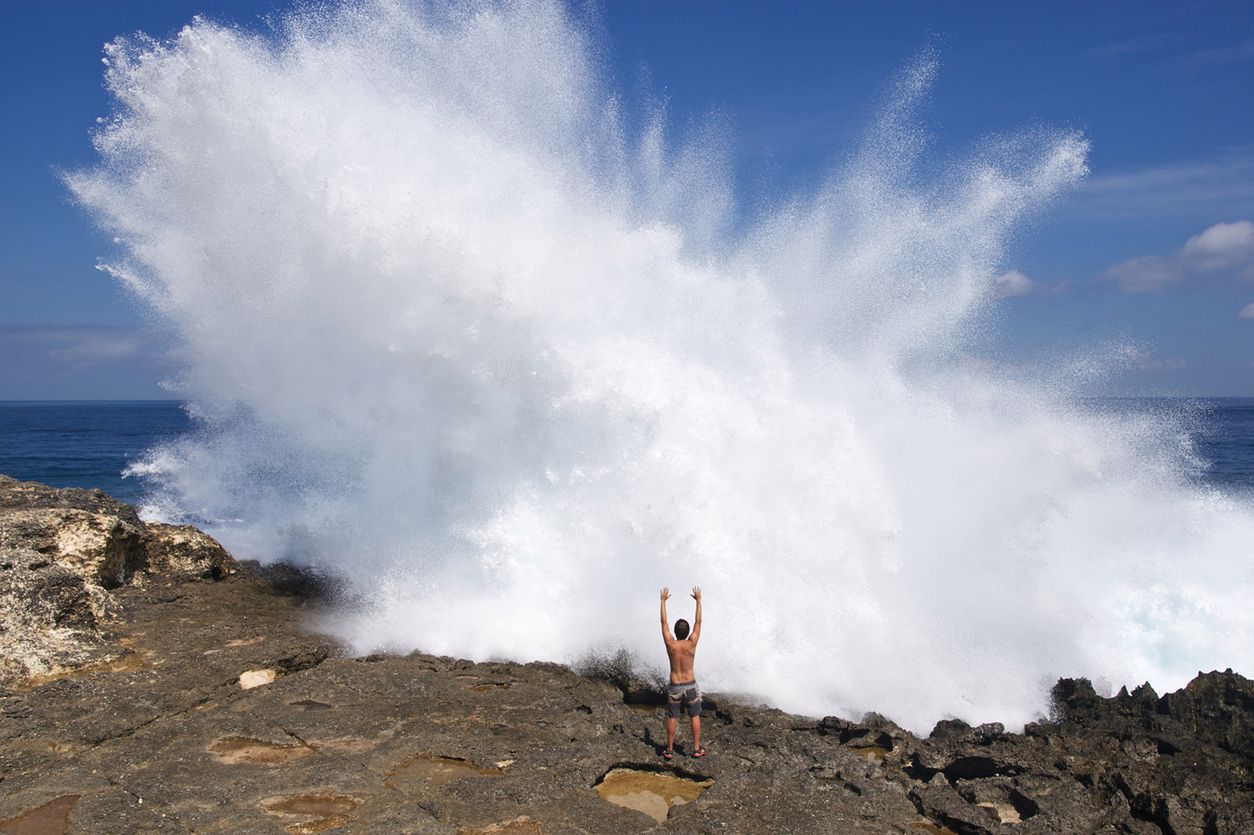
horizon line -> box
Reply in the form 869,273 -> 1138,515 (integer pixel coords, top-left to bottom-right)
2,396 -> 1253,403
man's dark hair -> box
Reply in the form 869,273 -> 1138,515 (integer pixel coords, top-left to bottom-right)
674,619 -> 690,640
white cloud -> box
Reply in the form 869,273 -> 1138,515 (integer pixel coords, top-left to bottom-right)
1075,147 -> 1254,219
1180,220 -> 1254,266
1121,346 -> 1186,371
1240,303 -> 1254,319
1192,37 -> 1254,65
0,325 -> 143,368
48,331 -> 141,364
1102,219 -> 1254,292
1103,256 -> 1178,293
992,270 -> 1067,298
1089,34 -> 1254,65
993,270 -> 1037,297
1088,33 -> 1177,59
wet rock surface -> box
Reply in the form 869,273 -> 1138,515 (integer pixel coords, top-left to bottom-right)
3,478 -> 1253,833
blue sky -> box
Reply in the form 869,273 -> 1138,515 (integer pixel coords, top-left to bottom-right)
2,0 -> 1252,398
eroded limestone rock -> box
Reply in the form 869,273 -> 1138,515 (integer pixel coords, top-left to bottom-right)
238,668 -> 278,689
145,522 -> 237,579
0,475 -> 238,684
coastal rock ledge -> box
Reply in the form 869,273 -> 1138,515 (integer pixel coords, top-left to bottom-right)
1,476 -> 1251,833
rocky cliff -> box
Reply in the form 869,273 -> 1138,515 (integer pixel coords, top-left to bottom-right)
2,476 -> 1251,833
0,475 -> 236,683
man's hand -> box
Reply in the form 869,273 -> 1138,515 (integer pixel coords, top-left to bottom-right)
660,588 -> 672,641
689,585 -> 703,644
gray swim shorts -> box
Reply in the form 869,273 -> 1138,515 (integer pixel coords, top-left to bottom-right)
666,680 -> 702,718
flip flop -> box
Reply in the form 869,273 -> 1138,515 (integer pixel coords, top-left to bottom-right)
692,746 -> 707,758
662,749 -> 674,760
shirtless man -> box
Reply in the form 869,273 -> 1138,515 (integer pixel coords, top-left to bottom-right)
659,586 -> 704,760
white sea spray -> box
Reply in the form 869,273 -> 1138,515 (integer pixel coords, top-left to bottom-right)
70,0 -> 1254,732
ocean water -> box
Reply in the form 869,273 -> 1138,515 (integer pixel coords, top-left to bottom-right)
1098,398 -> 1254,496
52,0 -> 1254,731
3,399 -> 1251,506
0,401 -> 189,505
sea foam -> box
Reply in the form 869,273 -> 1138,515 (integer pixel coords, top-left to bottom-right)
69,0 -> 1254,731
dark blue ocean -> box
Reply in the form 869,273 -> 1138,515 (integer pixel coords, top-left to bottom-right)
1,399 -> 1252,507
0,401 -> 190,505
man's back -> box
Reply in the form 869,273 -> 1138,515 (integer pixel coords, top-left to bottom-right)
664,635 -> 697,683
659,586 -> 702,673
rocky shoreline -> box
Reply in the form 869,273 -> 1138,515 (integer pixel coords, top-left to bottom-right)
2,475 -> 1252,833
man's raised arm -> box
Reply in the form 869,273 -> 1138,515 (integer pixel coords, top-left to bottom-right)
660,587 -> 673,641
690,586 -> 702,644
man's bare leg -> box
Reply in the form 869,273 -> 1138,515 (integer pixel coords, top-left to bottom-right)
666,716 -> 677,754
691,715 -> 702,753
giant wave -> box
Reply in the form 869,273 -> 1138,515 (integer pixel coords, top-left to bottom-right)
68,0 -> 1254,732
